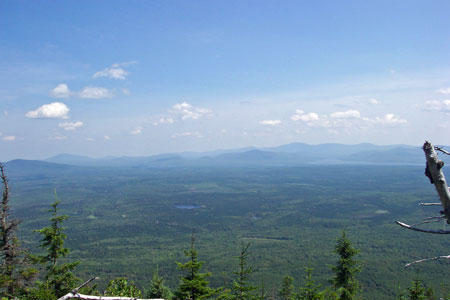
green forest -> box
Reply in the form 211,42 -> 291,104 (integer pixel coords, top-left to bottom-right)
1,160 -> 450,299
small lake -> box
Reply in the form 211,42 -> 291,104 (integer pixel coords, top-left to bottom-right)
175,205 -> 202,209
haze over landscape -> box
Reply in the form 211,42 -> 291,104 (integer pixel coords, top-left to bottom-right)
4,2 -> 450,299
1,1 -> 450,161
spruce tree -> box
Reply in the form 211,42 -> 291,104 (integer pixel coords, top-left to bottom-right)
0,163 -> 35,298
32,192 -> 79,298
174,233 -> 216,300
330,231 -> 360,300
105,277 -> 142,297
294,268 -> 324,300
278,275 -> 293,300
231,242 -> 257,300
146,266 -> 173,300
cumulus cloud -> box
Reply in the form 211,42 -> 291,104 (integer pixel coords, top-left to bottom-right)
79,86 -> 113,99
172,131 -> 202,138
422,100 -> 450,112
92,61 -> 136,80
330,110 -> 361,119
104,135 -> 111,140
374,114 -> 407,125
291,108 -> 405,129
260,120 -> 281,126
2,136 -> 15,141
50,83 -> 71,98
291,110 -> 320,122
26,102 -> 69,119
439,88 -> 450,95
172,102 -> 212,120
130,126 -> 143,135
369,98 -> 378,105
48,133 -> 67,140
154,117 -> 175,126
58,121 -> 84,131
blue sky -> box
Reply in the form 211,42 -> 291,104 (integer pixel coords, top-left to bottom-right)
1,1 -> 450,160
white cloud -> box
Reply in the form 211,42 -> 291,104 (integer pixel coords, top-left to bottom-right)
26,102 -> 69,119
369,98 -> 378,105
260,120 -> 281,126
86,137 -> 95,141
48,133 -> 67,140
172,102 -> 212,120
422,100 -> 450,112
330,110 -> 361,119
439,88 -> 450,95
104,135 -> 111,140
2,136 -> 15,141
122,88 -> 130,95
92,62 -> 136,80
291,110 -> 320,122
159,117 -> 174,124
130,126 -> 143,135
79,86 -> 113,99
58,121 -> 83,131
50,83 -> 71,98
374,113 -> 407,125
172,131 -> 202,138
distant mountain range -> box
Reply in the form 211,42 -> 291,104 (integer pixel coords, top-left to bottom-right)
2,142 -> 433,171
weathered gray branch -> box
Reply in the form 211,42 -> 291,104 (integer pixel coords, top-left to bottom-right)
59,294 -> 164,300
405,254 -> 450,267
57,277 -> 164,300
423,141 -> 450,224
419,202 -> 442,206
395,221 -> 450,234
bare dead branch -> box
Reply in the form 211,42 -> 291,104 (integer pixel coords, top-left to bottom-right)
412,217 -> 445,227
423,141 -> 450,223
57,277 -> 164,300
434,146 -> 450,156
395,221 -> 450,234
70,277 -> 99,295
59,294 -> 164,300
405,255 -> 450,267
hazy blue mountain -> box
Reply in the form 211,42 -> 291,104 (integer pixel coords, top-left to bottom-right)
37,142 -> 432,168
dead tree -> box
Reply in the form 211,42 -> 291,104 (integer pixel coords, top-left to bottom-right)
396,141 -> 450,266
57,277 -> 164,300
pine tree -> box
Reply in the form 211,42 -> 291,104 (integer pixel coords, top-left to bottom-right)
330,231 -> 360,300
105,277 -> 142,297
32,192 -> 79,298
294,268 -> 324,300
278,275 -> 293,300
231,242 -> 257,300
146,266 -> 173,300
174,233 -> 216,300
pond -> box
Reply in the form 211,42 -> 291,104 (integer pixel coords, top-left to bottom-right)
175,204 -> 202,209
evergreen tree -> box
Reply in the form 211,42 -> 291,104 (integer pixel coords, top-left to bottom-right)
174,233 -> 216,300
105,277 -> 142,297
259,277 -> 267,300
32,193 -> 79,298
330,231 -> 360,300
293,268 -> 324,300
146,266 -> 173,300
403,278 -> 434,300
231,242 -> 257,300
278,275 -> 293,300
0,163 -> 36,298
